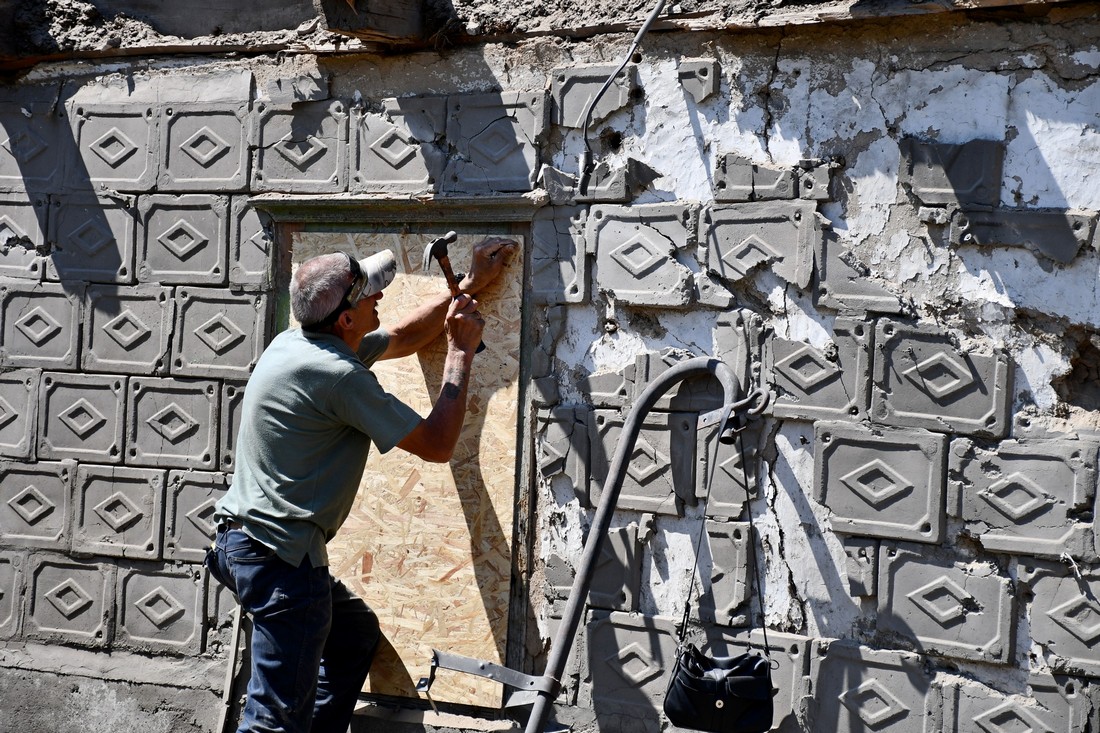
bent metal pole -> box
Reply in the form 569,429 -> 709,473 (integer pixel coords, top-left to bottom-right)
525,356 -> 742,733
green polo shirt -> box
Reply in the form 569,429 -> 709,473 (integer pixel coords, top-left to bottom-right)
215,327 -> 422,568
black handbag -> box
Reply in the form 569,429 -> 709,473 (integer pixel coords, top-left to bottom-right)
664,644 -> 773,733
663,414 -> 774,733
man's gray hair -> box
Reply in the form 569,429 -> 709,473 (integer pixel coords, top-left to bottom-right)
291,253 -> 353,326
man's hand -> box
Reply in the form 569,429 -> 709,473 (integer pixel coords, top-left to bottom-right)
445,294 -> 485,355
460,237 -> 517,295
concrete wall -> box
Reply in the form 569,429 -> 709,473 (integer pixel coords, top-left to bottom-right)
1,2 -> 1099,731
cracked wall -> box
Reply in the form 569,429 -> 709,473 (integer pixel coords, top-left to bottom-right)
0,2 -> 1099,732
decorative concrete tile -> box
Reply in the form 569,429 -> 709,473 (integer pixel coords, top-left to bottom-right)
814,421 -> 947,543
229,197 -> 275,288
872,319 -> 1013,438
38,372 -> 126,464
815,232 -> 904,314
1019,560 -> 1100,677
714,309 -> 761,393
677,59 -> 719,103
633,349 -> 725,413
713,154 -> 796,202
579,364 -> 634,409
532,205 -> 588,305
172,288 -> 267,379
0,459 -> 73,551
126,376 -> 218,470
532,306 -> 566,405
443,91 -> 546,193
950,438 -> 1097,560
693,629 -> 810,733
46,194 -> 136,284
768,318 -> 872,422
158,101 -> 251,191
253,99 -> 348,193
700,201 -> 816,289
580,610 -> 678,731
589,409 -> 696,515
165,470 -> 229,563
0,368 -> 40,459
589,518 -> 649,612
68,101 -> 158,192
0,85 -> 65,193
807,642 -> 936,732
843,537 -> 877,598
0,551 -> 21,640
899,137 -> 1003,207
695,520 -> 751,625
950,208 -> 1095,264
589,203 -> 695,307
137,194 -> 229,285
219,381 -> 246,473
0,192 -> 47,280
83,284 -> 173,375
0,280 -> 83,370
536,405 -> 589,506
551,65 -> 636,128
25,554 -> 113,648
941,674 -> 1091,733
72,465 -> 165,560
351,96 -> 446,194
116,563 -> 202,653
797,160 -> 833,201
697,421 -> 760,519
878,541 -> 1014,663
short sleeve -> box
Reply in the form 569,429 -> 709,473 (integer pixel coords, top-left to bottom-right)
328,366 -> 421,453
357,329 -> 390,366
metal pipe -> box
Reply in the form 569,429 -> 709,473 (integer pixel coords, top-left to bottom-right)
525,357 -> 741,733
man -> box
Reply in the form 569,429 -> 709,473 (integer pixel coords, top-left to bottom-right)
206,237 -> 516,733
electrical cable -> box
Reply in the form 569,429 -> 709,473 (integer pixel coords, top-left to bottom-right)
576,0 -> 668,195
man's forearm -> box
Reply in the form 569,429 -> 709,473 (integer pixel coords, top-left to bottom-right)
381,291 -> 451,359
396,348 -> 475,462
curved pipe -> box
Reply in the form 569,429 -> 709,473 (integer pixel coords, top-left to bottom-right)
525,357 -> 741,733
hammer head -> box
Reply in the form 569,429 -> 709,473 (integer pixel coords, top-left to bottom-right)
423,230 -> 458,272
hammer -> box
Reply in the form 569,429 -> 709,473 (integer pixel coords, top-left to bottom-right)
424,231 -> 486,353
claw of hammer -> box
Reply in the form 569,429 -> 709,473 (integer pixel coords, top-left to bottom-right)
424,231 -> 486,353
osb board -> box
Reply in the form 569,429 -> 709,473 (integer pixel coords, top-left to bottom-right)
292,231 -> 522,707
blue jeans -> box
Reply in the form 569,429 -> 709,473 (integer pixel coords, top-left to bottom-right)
206,528 -> 380,733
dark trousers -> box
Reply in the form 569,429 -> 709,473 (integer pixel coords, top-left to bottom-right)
206,528 -> 381,733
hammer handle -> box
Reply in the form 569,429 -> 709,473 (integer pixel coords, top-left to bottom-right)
436,253 -> 462,299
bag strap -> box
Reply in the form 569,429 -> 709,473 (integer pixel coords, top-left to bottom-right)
677,400 -> 771,660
